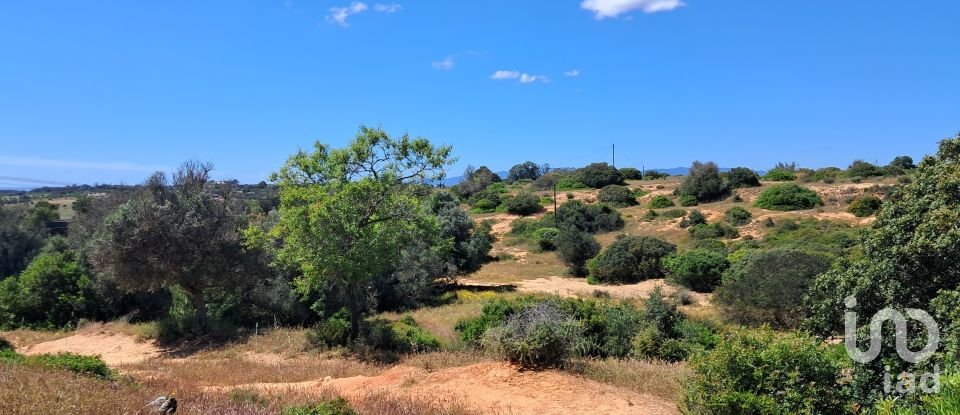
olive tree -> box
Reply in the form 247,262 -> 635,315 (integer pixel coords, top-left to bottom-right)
271,126 -> 454,338
91,161 -> 257,328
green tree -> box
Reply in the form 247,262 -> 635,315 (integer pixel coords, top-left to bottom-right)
725,167 -> 761,188
754,184 -> 823,211
664,249 -> 729,292
0,250 -> 92,329
0,205 -> 47,279
679,161 -> 728,202
507,161 -> 544,182
619,167 -> 643,180
890,155 -> 916,170
91,161 -> 259,329
573,163 -> 623,188
588,236 -> 676,284
846,159 -> 883,178
271,127 -> 454,337
556,229 -> 600,277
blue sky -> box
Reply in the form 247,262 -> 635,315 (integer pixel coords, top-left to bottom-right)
1,0 -> 958,186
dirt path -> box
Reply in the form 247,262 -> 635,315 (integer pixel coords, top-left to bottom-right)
214,362 -> 679,415
21,332 -> 163,365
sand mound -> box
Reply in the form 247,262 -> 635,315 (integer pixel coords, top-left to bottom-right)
218,362 -> 679,415
22,332 -> 162,365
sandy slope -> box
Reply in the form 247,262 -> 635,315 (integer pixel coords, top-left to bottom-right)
214,362 -> 679,415
21,331 -> 162,365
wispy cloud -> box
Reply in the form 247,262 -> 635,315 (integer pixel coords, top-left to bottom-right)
490,70 -> 548,84
432,56 -> 456,70
325,2 -> 401,27
0,156 -> 167,172
581,0 -> 684,19
373,3 -> 402,13
564,69 -> 580,77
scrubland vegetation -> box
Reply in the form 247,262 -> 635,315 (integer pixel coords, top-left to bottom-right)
2,128 -> 958,414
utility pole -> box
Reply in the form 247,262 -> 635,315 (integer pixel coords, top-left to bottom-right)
612,144 -> 616,168
553,183 -> 558,228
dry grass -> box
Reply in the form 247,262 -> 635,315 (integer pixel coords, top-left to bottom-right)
565,358 -> 690,402
0,328 -> 72,349
467,250 -> 567,283
122,354 -> 383,387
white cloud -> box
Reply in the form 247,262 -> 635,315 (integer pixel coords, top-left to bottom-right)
519,74 -> 548,84
490,70 -> 521,80
326,2 -> 399,26
490,71 -> 548,84
432,56 -> 455,70
374,3 -> 402,13
564,69 -> 580,77
581,0 -> 684,19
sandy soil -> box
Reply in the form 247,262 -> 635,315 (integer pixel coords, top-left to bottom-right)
21,332 -> 163,365
463,276 -> 706,303
214,362 -> 679,415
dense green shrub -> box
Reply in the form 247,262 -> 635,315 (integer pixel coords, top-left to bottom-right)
532,227 -> 561,251
0,204 -> 49,280
664,249 -> 729,292
390,316 -> 441,353
678,194 -> 699,207
723,206 -> 752,226
754,184 -> 823,211
27,352 -> 116,379
644,170 -> 669,180
454,165 -> 502,198
807,167 -> 842,182
619,167 -> 643,180
847,194 -> 882,217
679,210 -> 707,228
871,372 -> 960,415
762,168 -> 797,181
281,398 -> 357,415
482,301 -> 585,368
0,250 -> 92,329
502,192 -> 542,216
0,337 -> 13,352
687,222 -> 739,239
574,163 -> 624,188
457,291 -> 714,362
556,229 -> 601,276
660,209 -> 686,219
597,184 -> 637,207
307,309 -> 352,349
679,161 -> 728,202
683,327 -> 848,415
889,155 -> 916,170
587,236 -> 676,284
531,172 -> 562,190
640,209 -> 658,221
554,200 -> 624,233
648,195 -> 675,209
555,176 -> 589,190
715,249 -> 831,328
846,159 -> 883,178
726,167 -> 761,188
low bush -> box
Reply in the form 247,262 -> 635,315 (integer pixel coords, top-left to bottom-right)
532,227 -> 561,251
754,184 -> 823,211
588,236 -> 676,284
598,184 -> 637,207
679,194 -> 699,207
847,159 -> 884,178
847,194 -> 882,217
390,316 -> 441,353
688,222 -> 739,239
649,196 -> 674,209
679,161 -> 728,202
502,192 -> 542,216
660,209 -> 686,219
574,163 -> 624,188
307,309 -> 352,349
281,398 -> 358,415
664,249 -> 729,292
723,206 -> 752,226
8,352 -> 116,380
554,200 -> 624,233
679,210 -> 706,228
762,168 -> 797,181
619,167 -> 643,180
556,229 -> 601,276
714,248 -> 832,328
683,327 -> 848,415
641,209 -> 658,221
482,302 -> 585,368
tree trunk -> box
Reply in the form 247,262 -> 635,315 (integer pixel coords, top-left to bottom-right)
187,288 -> 208,331
347,287 -> 361,340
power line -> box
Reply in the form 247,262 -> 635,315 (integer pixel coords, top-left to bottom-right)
0,176 -> 76,186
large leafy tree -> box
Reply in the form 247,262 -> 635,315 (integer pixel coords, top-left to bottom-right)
271,126 -> 454,337
0,205 -> 48,279
91,161 -> 257,328
679,161 -> 728,202
507,161 -> 545,182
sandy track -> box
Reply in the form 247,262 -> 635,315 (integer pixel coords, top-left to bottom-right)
22,332 -> 162,365
463,276 -> 705,302
213,362 -> 679,415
